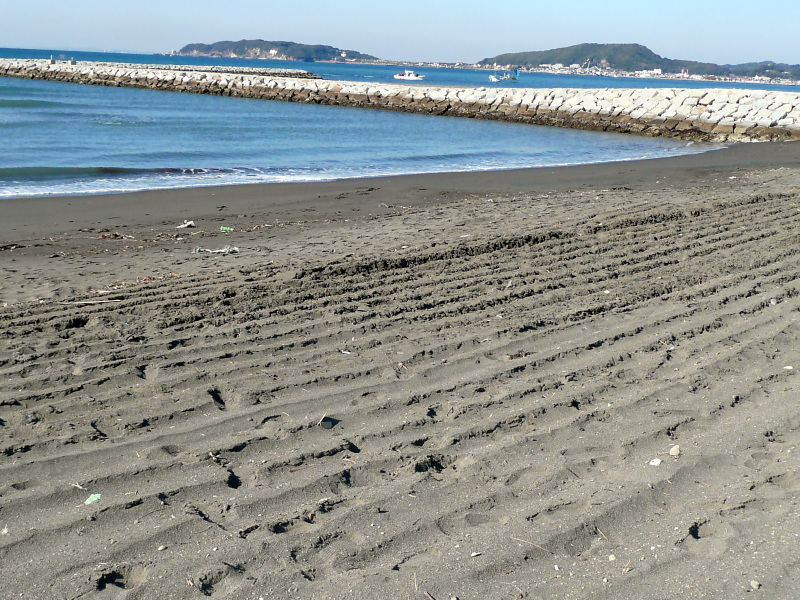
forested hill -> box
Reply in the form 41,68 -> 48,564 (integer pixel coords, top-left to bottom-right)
177,40 -> 378,62
480,43 -> 800,79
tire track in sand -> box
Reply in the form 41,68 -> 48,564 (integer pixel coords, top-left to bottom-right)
2,190 -> 800,599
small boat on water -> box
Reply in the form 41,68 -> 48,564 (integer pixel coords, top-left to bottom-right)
394,69 -> 426,81
489,67 -> 519,82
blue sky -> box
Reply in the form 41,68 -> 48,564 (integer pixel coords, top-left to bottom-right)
2,0 -> 799,65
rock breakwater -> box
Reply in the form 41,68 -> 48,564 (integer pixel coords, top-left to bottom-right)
2,59 -> 800,142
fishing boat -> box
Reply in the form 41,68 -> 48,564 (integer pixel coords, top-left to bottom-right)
489,67 -> 519,82
394,69 -> 426,81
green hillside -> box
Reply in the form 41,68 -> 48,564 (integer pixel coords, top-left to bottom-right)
178,40 -> 378,62
483,43 -> 660,70
480,43 -> 800,78
728,61 -> 800,80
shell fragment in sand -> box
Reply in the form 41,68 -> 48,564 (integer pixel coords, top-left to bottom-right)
192,245 -> 239,254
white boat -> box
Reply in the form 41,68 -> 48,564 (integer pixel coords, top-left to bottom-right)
394,69 -> 425,81
489,68 -> 519,82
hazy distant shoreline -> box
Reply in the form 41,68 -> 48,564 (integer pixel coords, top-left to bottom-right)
174,40 -> 800,87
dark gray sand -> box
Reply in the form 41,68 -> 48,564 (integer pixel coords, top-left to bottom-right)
2,142 -> 800,599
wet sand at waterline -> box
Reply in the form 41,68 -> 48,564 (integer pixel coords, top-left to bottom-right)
2,142 -> 800,599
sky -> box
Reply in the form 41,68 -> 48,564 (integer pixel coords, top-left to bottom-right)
2,0 -> 800,66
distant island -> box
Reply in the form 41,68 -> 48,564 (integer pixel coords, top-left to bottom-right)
177,39 -> 378,62
480,43 -> 800,81
174,39 -> 800,85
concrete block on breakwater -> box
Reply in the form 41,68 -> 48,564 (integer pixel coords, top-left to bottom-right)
2,59 -> 800,142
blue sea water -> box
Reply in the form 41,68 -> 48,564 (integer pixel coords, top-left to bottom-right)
0,46 -> 766,199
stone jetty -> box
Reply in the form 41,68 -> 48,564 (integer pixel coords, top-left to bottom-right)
2,59 -> 800,142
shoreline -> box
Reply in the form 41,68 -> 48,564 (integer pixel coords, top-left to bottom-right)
0,139 -> 716,204
2,138 -> 800,599
3,141 -> 797,243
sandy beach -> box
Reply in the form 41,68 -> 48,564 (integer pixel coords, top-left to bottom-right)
2,142 -> 800,599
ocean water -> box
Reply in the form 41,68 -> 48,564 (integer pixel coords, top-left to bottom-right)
0,47 -> 745,199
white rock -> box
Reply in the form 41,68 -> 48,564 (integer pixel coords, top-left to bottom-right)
770,108 -> 789,122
